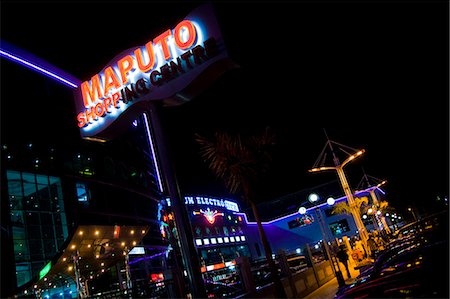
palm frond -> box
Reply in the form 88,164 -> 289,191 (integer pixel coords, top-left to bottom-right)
378,201 -> 389,211
195,128 -> 275,198
332,202 -> 352,215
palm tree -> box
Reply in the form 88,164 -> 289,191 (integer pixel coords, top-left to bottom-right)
195,127 -> 286,298
332,196 -> 369,216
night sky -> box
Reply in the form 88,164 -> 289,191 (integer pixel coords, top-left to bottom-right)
1,1 -> 448,216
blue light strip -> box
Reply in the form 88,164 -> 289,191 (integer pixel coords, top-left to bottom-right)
236,186 -> 376,225
143,113 -> 164,193
0,49 -> 80,89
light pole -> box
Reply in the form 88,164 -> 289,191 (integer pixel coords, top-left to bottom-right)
357,172 -> 391,235
299,194 -> 345,287
408,207 -> 418,222
309,134 -> 370,255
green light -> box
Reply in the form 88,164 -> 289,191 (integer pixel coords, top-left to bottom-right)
39,262 -> 51,280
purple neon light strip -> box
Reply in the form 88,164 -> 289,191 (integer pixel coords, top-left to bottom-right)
0,49 -> 80,88
143,113 -> 164,193
376,187 -> 386,195
236,186 -> 376,225
129,250 -> 167,265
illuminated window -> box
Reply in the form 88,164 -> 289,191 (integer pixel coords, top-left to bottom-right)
203,239 -> 210,245
230,237 -> 235,242
240,236 -> 246,241
235,236 -> 240,242
76,183 -> 90,202
217,238 -> 223,244
195,239 -> 202,246
329,219 -> 350,235
210,238 -> 217,244
224,237 -> 229,243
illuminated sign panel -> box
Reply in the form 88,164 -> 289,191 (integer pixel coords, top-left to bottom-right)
39,262 -> 51,280
184,196 -> 240,212
73,4 -> 233,140
287,214 -> 315,229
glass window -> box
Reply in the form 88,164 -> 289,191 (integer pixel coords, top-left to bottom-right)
36,174 -> 49,185
7,171 -> 23,196
43,239 -> 56,257
14,239 -> 30,261
329,219 -> 350,235
22,173 -> 37,197
41,225 -> 54,240
27,226 -> 42,240
49,177 -> 63,199
15,263 -> 31,287
236,245 -> 250,257
40,213 -> 53,225
10,211 -> 25,227
26,212 -> 40,225
9,196 -> 23,210
12,226 -> 26,240
36,185 -> 51,201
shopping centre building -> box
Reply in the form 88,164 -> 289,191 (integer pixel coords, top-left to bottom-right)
1,3 -> 395,298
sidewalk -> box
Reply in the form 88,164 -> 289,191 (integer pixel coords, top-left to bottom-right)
303,259 -> 363,299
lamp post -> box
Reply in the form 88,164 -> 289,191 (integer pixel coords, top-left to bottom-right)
365,179 -> 391,235
408,207 -> 418,222
309,142 -> 370,255
299,195 -> 345,287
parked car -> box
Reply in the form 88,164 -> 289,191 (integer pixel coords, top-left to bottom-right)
336,239 -> 448,298
205,280 -> 243,298
336,211 -> 449,298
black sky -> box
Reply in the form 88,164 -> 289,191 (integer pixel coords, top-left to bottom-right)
1,1 -> 448,215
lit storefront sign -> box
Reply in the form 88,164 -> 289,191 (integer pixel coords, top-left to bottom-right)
185,196 -> 239,212
287,214 -> 315,229
193,208 -> 224,224
73,4 -> 232,140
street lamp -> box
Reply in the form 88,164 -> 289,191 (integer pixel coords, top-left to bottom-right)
299,194 -> 345,287
408,207 -> 418,222
309,135 -> 370,253
327,197 -> 335,206
308,193 -> 319,203
298,206 -> 307,215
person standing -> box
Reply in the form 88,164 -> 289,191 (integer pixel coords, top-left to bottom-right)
367,234 -> 378,259
337,245 -> 351,279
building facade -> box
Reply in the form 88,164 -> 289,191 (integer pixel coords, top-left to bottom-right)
1,113 -> 171,298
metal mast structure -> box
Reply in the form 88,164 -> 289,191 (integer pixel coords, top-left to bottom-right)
309,130 -> 370,252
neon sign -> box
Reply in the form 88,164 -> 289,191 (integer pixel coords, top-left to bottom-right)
39,262 -> 51,280
185,196 -> 239,212
73,4 -> 232,140
287,215 -> 315,229
193,208 -> 224,224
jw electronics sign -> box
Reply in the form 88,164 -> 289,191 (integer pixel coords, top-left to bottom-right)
74,4 -> 232,140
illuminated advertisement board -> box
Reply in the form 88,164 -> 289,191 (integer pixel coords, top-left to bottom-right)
73,4 -> 233,140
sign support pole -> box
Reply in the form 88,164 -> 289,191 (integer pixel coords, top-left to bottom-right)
144,101 -> 206,298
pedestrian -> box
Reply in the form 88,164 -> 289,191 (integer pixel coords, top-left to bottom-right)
337,245 -> 351,279
353,237 -> 365,260
367,234 -> 378,259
